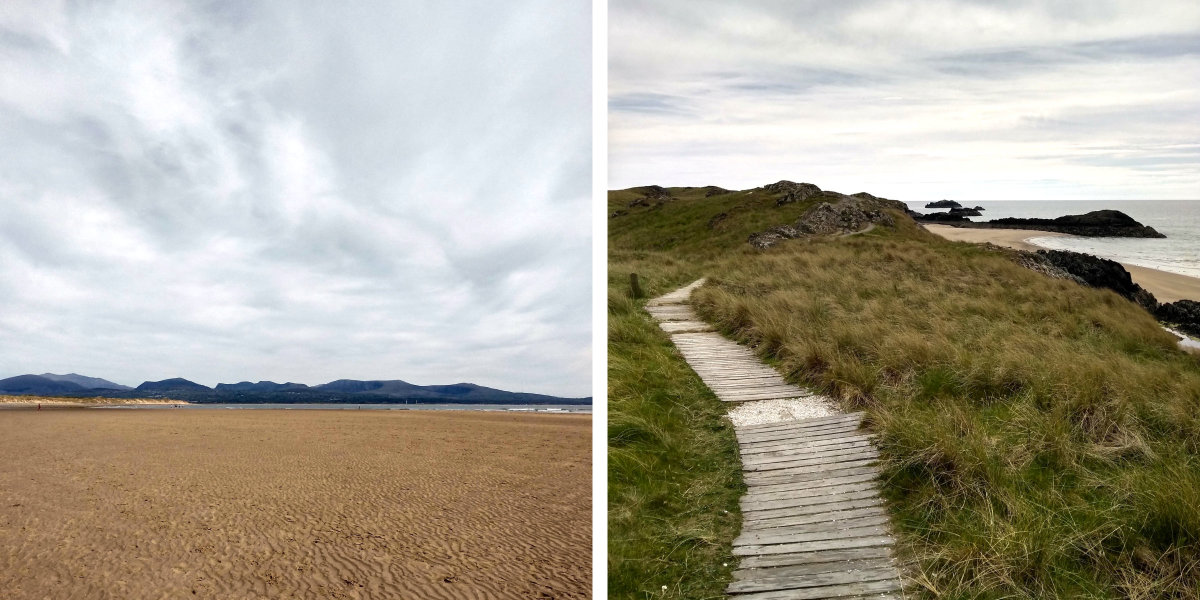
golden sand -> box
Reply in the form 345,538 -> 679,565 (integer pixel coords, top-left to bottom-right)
923,224 -> 1200,302
0,409 -> 590,599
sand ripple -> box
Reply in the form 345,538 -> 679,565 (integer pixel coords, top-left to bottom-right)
0,410 -> 590,599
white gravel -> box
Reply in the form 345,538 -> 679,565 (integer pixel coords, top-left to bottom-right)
726,396 -> 838,427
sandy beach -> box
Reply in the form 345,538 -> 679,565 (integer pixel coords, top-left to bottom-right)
0,409 -> 590,599
923,224 -> 1200,302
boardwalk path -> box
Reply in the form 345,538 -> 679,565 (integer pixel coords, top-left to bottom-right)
646,279 -> 905,599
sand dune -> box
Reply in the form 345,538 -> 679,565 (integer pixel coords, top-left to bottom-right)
0,409 -> 590,599
923,224 -> 1200,302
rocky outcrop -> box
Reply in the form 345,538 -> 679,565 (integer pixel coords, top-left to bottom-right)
1035,250 -> 1158,311
765,180 -> 822,206
609,209 -> 628,218
1156,300 -> 1200,337
628,185 -> 673,208
926,200 -> 961,208
750,193 -> 902,249
704,186 -> 731,197
969,210 -> 1164,238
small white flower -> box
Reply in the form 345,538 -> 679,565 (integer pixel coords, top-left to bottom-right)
661,585 -> 668,591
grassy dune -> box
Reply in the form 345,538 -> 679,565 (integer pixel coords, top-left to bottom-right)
608,184 -> 1200,598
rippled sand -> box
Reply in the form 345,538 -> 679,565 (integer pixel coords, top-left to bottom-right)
0,409 -> 590,599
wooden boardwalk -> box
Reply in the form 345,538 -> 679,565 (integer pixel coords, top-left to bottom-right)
648,280 -> 905,599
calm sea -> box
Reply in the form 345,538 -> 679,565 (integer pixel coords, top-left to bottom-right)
905,200 -> 1200,279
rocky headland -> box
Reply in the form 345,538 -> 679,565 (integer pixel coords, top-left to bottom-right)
915,209 -> 1164,238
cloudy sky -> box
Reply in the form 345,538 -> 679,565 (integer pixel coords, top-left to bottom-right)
0,1 -> 591,396
610,0 -> 1200,200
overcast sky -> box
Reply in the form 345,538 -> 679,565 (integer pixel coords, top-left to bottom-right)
610,0 -> 1200,200
0,1 -> 590,396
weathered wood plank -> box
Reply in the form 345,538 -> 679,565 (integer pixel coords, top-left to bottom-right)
741,480 -> 880,505
742,464 -> 881,487
731,556 -> 895,581
742,496 -> 885,522
738,545 -> 895,569
739,506 -> 890,533
734,522 -> 891,549
736,412 -> 864,432
728,566 -> 900,594
743,447 -> 879,470
738,429 -> 873,448
742,488 -> 882,513
733,534 -> 894,557
735,420 -> 862,440
741,442 -> 876,466
734,513 -> 892,545
746,470 -> 881,495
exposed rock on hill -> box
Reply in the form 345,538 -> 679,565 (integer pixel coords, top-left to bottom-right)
704,186 -> 731,197
764,180 -> 822,206
749,193 -> 905,249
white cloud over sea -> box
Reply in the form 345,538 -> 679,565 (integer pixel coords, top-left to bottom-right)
0,1 -> 591,396
610,0 -> 1200,200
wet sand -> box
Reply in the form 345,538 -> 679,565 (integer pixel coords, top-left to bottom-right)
924,224 -> 1200,302
0,409 -> 590,599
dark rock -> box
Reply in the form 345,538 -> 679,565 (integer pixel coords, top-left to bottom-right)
914,211 -> 972,223
704,186 -> 731,197
1036,250 -> 1158,311
950,207 -> 982,217
750,193 -> 902,249
764,180 -> 822,206
628,198 -> 648,208
980,210 -> 1164,238
925,200 -> 962,208
1156,300 -> 1200,337
707,212 -> 729,229
609,210 -> 627,219
972,206 -> 985,211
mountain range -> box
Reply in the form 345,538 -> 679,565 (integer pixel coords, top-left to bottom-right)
0,373 -> 589,405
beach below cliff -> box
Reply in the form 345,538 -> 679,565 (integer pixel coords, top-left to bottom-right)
923,224 -> 1200,302
0,409 -> 590,599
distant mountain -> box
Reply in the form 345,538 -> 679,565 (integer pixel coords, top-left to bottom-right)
136,378 -> 211,392
40,373 -> 131,390
2,374 -> 589,405
0,374 -> 87,395
214,381 -> 310,392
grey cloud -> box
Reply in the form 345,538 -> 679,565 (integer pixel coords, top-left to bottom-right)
0,0 -> 591,396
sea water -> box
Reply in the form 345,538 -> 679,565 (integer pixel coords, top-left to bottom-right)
905,200 -> 1200,279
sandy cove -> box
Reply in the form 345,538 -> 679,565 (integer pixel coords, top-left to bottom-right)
0,409 -> 591,599
923,224 -> 1200,303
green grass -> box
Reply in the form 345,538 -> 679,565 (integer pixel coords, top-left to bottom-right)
608,183 -> 1200,599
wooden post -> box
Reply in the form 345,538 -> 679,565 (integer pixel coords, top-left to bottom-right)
630,273 -> 644,299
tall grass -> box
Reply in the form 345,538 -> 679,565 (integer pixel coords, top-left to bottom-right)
608,251 -> 746,599
693,233 -> 1200,598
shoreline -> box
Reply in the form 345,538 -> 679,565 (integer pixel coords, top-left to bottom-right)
923,224 -> 1200,303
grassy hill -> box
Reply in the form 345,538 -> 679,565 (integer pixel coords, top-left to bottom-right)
608,182 -> 1200,598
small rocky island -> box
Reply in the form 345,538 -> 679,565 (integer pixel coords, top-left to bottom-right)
915,209 -> 1164,238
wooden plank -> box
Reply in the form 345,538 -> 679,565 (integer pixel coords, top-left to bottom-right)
740,436 -> 876,456
739,506 -> 889,533
732,557 -> 896,583
741,480 -> 880,505
728,572 -> 902,598
743,447 -> 879,470
728,566 -> 900,594
734,522 -> 890,549
743,464 -> 881,487
747,470 -> 880,495
735,420 -> 862,440
745,458 -> 879,478
736,412 -> 864,433
733,534 -> 894,557
742,488 -> 882,513
739,428 -> 873,448
741,440 -> 875,464
738,545 -> 894,569
734,513 -> 892,545
741,497 -> 885,522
